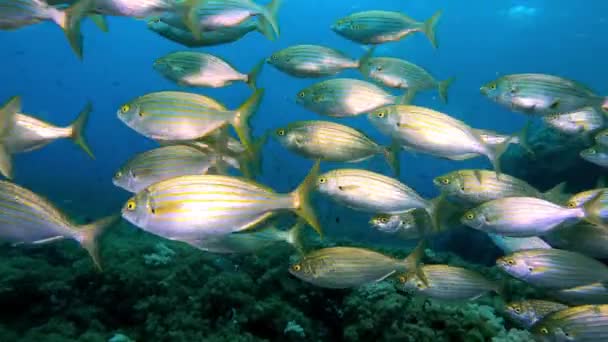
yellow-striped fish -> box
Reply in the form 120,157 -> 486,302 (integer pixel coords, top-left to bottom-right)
0,180 -> 118,270
331,10 -> 442,48
532,305 -> 608,341
183,0 -> 281,41
359,56 -> 454,103
0,0 -> 92,58
267,44 -> 360,78
121,161 -> 321,246
545,222 -> 608,259
369,105 -> 509,175
481,73 -> 606,116
497,249 -> 608,289
566,188 -> 607,208
581,144 -> 608,168
550,282 -> 608,305
461,197 -> 584,237
505,300 -> 568,329
91,0 -> 176,17
434,169 -> 565,205
296,78 -> 406,117
396,264 -> 500,300
274,120 -> 399,173
113,144 -> 237,193
117,89 -> 263,155
316,168 -> 431,215
543,106 -> 604,136
289,242 -> 424,289
154,51 -> 264,89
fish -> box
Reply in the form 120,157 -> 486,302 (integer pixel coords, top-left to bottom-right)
580,144 -> 608,168
147,14 -> 261,47
0,0 -> 92,58
121,161 -> 322,247
577,190 -> 608,229
296,78 -> 406,117
396,264 -> 500,300
0,180 -> 119,270
461,197 -> 584,237
117,89 -> 263,156
596,128 -> 608,146
193,221 -> 304,254
370,210 -> 420,237
273,120 -> 399,173
566,188 -> 607,208
487,234 -> 552,254
267,45 -> 361,78
497,249 -> 608,289
505,300 -> 568,329
90,0 -> 177,17
331,10 -> 442,48
359,55 -> 454,103
550,282 -> 608,305
545,222 -> 608,259
433,169 -> 565,205
113,144 -> 237,193
531,305 -> 608,341
543,106 -> 604,135
183,0 -> 281,41
153,51 -> 264,89
368,105 -> 510,175
316,168 -> 432,216
289,241 -> 425,289
481,73 -> 606,116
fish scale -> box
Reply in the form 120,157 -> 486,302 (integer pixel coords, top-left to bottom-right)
532,305 -> 608,341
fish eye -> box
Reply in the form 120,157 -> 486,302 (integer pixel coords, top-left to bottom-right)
276,129 -> 286,136
271,54 -> 278,61
151,17 -> 160,23
587,149 -> 597,155
507,259 -> 515,266
121,104 -> 130,113
297,91 -> 306,98
514,307 -> 522,314
566,201 -> 577,208
416,282 -> 424,288
489,83 -> 497,90
114,171 -> 123,179
441,178 -> 450,185
318,177 -> 327,184
376,111 -> 386,118
465,212 -> 475,220
375,65 -> 383,71
398,275 -> 406,283
380,217 -> 388,223
126,200 -> 137,211
539,327 -> 549,335
291,263 -> 302,272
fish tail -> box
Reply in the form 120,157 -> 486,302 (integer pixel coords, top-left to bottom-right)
437,76 -> 455,104
258,0 -> 282,40
0,96 -> 21,180
285,219 -> 306,254
481,134 -> 509,179
246,58 -> 265,90
290,160 -> 322,236
583,190 -> 607,227
396,89 -> 416,105
183,0 -> 202,40
232,88 -> 264,161
382,140 -> 401,176
75,214 -> 121,271
68,102 -> 94,159
423,10 -> 442,49
55,0 -> 94,60
515,119 -> 534,156
357,46 -> 376,69
542,181 -> 567,203
402,240 -> 428,284
89,14 -> 109,32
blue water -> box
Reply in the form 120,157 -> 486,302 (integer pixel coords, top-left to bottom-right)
1,0 -> 608,340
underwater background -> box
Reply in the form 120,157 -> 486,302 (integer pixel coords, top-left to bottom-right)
1,0 -> 608,341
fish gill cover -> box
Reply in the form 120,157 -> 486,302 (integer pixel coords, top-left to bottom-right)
0,0 -> 607,341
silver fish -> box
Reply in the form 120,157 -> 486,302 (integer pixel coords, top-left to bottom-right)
488,234 -> 552,254
551,282 -> 608,305
543,106 -> 604,135
267,44 -> 360,78
505,300 -> 568,329
531,305 -> 608,341
581,144 -> 608,168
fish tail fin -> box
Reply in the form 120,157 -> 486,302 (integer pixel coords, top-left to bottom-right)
290,160 -> 322,236
542,181 -> 567,203
232,88 -> 264,160
515,119 -> 534,156
68,102 -> 94,159
237,132 -> 267,179
437,76 -> 455,104
423,10 -> 442,49
183,0 -> 202,40
89,14 -> 109,32
75,214 -> 120,271
285,219 -> 306,254
583,190 -> 607,227
0,96 -> 21,179
357,46 -> 376,69
402,240 -> 428,285
55,0 -> 94,59
246,58 -> 265,90
259,0 -> 282,40
396,90 -> 416,105
482,134 -> 511,179
382,140 -> 401,176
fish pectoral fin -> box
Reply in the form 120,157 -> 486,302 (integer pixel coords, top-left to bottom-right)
0,144 -> 13,179
549,99 -> 561,110
396,122 -> 421,130
530,265 -> 549,274
375,270 -> 396,283
337,184 -> 359,191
